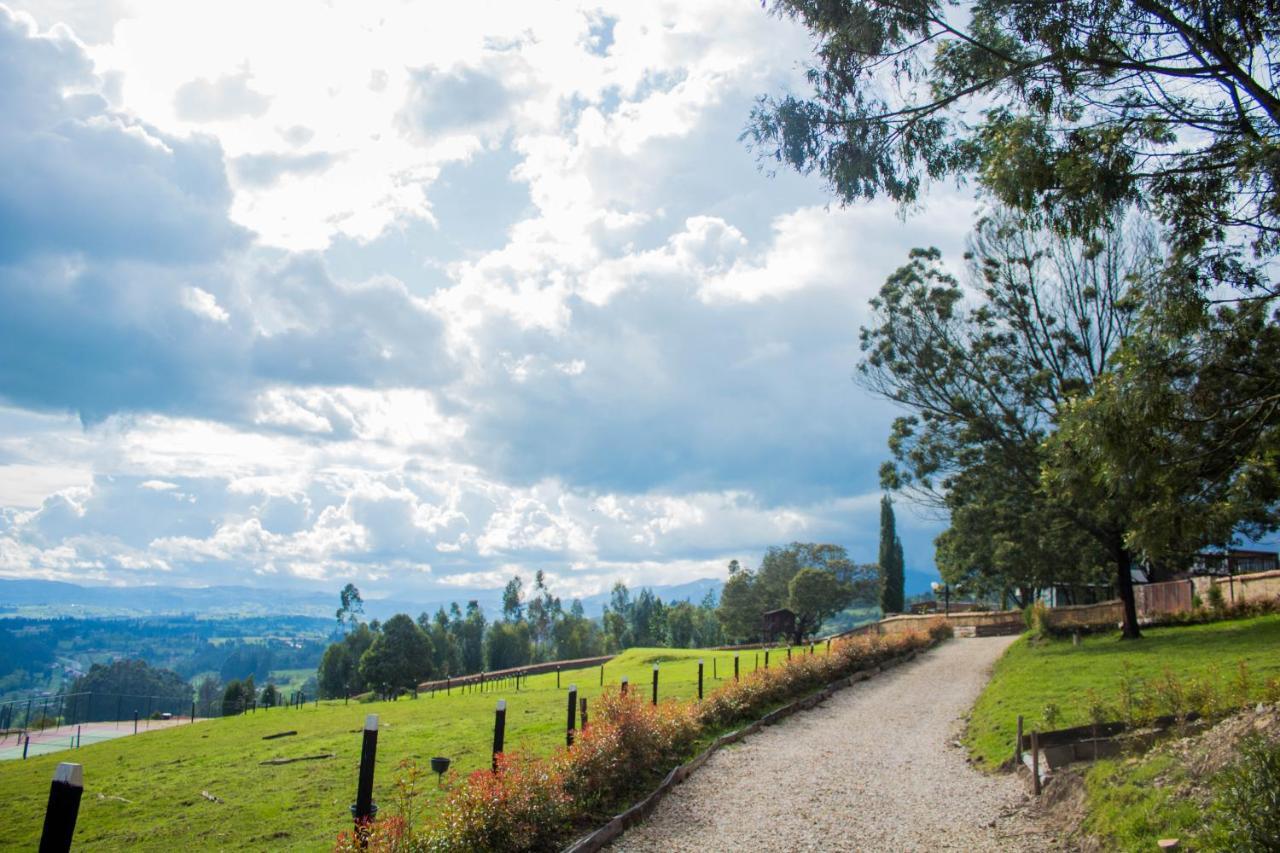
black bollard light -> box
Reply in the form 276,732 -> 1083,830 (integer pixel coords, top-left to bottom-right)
38,762 -> 83,853
352,714 -> 379,829
566,685 -> 577,747
492,700 -> 506,772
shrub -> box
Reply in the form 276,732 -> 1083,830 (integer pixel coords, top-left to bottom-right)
1207,583 -> 1226,615
1203,736 -> 1280,852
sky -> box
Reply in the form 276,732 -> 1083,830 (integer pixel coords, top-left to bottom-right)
0,1 -> 978,602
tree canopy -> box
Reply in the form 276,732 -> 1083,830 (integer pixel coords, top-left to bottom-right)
748,0 -> 1280,291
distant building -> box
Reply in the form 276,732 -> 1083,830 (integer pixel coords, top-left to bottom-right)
761,608 -> 796,642
1188,549 -> 1279,577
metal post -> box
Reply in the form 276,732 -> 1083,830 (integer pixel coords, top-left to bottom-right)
697,659 -> 704,701
600,665 -> 604,686
652,664 -> 659,706
764,650 -> 769,670
75,726 -> 81,749
492,700 -> 506,772
23,734 -> 30,759
1015,715 -> 1024,765
191,701 -> 196,723
354,715 -> 379,826
38,762 -> 83,853
556,666 -> 561,689
566,686 -> 577,747
734,654 -> 739,682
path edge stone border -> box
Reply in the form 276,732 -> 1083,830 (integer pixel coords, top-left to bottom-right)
561,641 -> 938,853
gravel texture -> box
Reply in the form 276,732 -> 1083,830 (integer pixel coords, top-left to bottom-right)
610,636 -> 1055,852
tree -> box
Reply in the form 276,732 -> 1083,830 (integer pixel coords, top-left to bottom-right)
666,601 -> 698,648
788,568 -> 855,642
221,680 -> 246,716
336,583 -> 364,632
196,675 -> 222,717
629,588 -> 667,647
68,659 -> 193,723
358,614 -> 432,697
485,620 -> 533,670
260,683 -> 280,707
859,213 -> 1158,636
748,0 -> 1280,293
456,601 -> 487,673
601,582 -> 632,651
317,622 -> 376,698
420,608 -> 461,677
551,599 -> 602,660
501,575 -> 525,622
878,496 -> 905,613
1047,299 -> 1280,568
717,564 -> 762,643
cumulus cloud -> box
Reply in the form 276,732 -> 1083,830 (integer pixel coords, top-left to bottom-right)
0,1 -> 965,598
173,70 -> 271,121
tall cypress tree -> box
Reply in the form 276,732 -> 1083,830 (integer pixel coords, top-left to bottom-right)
879,495 -> 905,613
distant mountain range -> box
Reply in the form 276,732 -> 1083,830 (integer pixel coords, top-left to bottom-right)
0,569 -> 938,621
0,576 -> 725,621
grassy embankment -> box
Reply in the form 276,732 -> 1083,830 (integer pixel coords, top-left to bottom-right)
965,614 -> 1280,850
0,645 -> 813,851
966,614 -> 1280,769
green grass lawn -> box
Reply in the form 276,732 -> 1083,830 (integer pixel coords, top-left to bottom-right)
965,615 -> 1280,769
0,646 -> 814,851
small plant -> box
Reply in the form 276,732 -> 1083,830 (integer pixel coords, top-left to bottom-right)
1191,591 -> 1203,610
1202,736 -> 1280,852
1207,583 -> 1226,615
1264,675 -> 1280,707
1041,702 -> 1062,730
1154,667 -> 1186,720
1023,601 -> 1050,638
1084,689 -> 1111,728
1232,659 -> 1252,708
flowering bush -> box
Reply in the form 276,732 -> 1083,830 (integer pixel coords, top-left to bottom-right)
697,628 -> 943,729
338,627 -> 946,852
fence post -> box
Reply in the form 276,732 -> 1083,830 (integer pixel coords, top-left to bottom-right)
697,659 -> 704,701
566,686 -> 577,747
23,734 -> 30,759
75,726 -> 81,749
734,653 -> 739,682
446,677 -> 450,696
620,676 -> 628,696
787,647 -> 791,661
713,658 -> 717,680
556,666 -> 561,689
492,700 -> 506,772
1030,730 -> 1041,796
353,714 -> 379,829
580,696 -> 588,730
38,762 -> 83,853
826,639 -> 831,655
652,664 -> 659,706
191,701 -> 196,723
1014,715 -> 1024,765
600,664 -> 604,687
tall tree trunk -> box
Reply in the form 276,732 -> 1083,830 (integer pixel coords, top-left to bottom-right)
1116,548 -> 1142,640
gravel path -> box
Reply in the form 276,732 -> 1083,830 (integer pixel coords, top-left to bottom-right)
611,636 -> 1054,852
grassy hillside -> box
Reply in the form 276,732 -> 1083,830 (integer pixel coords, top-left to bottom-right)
965,615 -> 1280,769
0,645 -> 811,851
